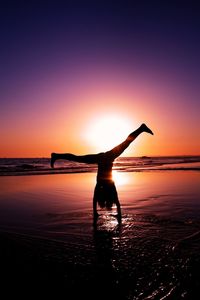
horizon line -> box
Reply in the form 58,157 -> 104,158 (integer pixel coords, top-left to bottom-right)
1,154 -> 200,159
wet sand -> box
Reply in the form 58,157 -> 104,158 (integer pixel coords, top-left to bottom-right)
0,171 -> 200,299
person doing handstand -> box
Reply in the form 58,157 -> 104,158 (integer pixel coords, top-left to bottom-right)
50,123 -> 153,221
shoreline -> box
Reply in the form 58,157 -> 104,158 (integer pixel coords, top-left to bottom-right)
0,165 -> 200,177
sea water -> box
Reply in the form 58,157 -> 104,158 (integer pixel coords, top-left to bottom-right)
0,157 -> 200,299
0,155 -> 200,176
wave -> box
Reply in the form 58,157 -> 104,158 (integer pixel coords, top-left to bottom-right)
0,156 -> 200,176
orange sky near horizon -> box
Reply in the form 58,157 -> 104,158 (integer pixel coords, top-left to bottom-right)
1,66 -> 199,158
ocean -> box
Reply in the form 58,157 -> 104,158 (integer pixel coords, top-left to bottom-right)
0,155 -> 200,176
0,156 -> 200,299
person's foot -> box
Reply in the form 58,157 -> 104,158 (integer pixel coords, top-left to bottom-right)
50,153 -> 56,168
141,123 -> 154,135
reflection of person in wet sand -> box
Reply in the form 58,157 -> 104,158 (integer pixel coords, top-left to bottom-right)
50,123 -> 153,221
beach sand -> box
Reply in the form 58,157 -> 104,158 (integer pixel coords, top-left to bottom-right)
0,171 -> 200,299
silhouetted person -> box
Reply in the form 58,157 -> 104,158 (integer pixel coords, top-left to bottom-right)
50,123 -> 153,221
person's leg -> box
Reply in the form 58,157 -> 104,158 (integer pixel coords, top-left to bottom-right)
105,123 -> 153,160
50,152 -> 99,168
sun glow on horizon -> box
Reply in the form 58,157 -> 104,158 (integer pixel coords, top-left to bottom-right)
84,115 -> 134,152
112,170 -> 130,186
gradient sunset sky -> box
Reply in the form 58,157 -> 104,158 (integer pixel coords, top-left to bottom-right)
1,1 -> 199,157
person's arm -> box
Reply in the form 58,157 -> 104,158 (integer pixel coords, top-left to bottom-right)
93,196 -> 99,219
115,197 -> 121,222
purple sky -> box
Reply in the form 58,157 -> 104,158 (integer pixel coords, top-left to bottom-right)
0,1 -> 200,157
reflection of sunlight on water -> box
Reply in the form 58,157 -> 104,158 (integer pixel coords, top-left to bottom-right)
105,218 -> 119,230
112,171 -> 130,186
98,213 -> 120,231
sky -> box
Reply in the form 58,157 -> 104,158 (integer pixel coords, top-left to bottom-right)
0,0 -> 200,157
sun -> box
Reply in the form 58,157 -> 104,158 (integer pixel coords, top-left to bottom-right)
84,114 -> 134,152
